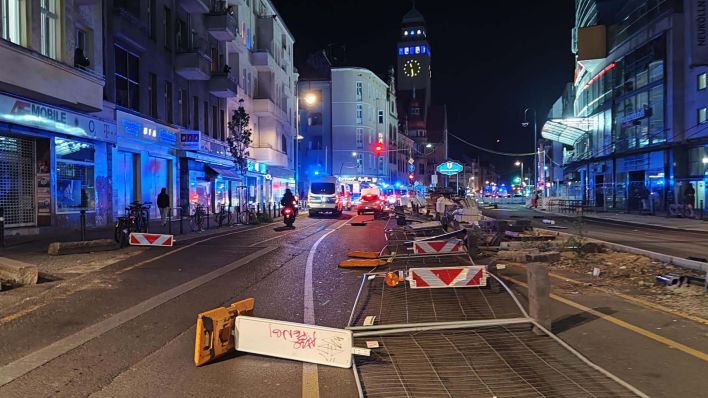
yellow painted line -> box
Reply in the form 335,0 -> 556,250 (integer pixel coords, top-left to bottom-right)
506,276 -> 708,362
302,363 -> 319,398
507,263 -> 708,327
0,304 -> 42,326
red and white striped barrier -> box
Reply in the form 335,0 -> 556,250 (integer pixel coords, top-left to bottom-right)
129,232 -> 174,247
408,266 -> 487,288
413,239 -> 464,254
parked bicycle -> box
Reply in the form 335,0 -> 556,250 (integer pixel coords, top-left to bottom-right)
190,204 -> 207,232
114,214 -> 135,247
239,205 -> 254,225
214,203 -> 232,227
127,201 -> 152,232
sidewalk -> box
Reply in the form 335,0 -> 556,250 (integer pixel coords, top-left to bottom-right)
539,208 -> 708,233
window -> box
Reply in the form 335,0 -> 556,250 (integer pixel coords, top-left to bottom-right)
699,73 -> 707,91
212,105 -> 218,139
40,0 -> 59,59
179,89 -> 188,126
192,96 -> 199,130
1,0 -> 25,45
148,0 -> 156,39
204,101 -> 209,135
74,28 -> 90,68
356,81 -> 363,101
699,107 -> 707,124
148,73 -> 157,118
220,109 -> 225,139
165,81 -> 173,123
115,45 -> 140,111
356,104 -> 363,124
378,110 -> 384,124
418,163 -> 425,175
210,47 -> 218,73
176,18 -> 187,51
356,128 -> 363,148
164,7 -> 172,50
282,134 -> 287,153
55,138 -> 95,213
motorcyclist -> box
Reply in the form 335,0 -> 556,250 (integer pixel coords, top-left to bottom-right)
281,188 -> 297,209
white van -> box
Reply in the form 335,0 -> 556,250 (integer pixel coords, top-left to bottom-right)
308,176 -> 342,216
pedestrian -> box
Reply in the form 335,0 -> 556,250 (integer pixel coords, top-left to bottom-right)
640,186 -> 650,212
684,182 -> 696,211
157,188 -> 170,226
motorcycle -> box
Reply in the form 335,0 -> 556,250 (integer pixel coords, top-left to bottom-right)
282,206 -> 296,227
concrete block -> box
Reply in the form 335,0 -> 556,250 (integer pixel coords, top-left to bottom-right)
0,257 -> 39,285
48,239 -> 120,256
527,262 -> 551,335
526,251 -> 561,263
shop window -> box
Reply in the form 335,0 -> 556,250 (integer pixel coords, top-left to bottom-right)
1,0 -> 26,45
115,45 -> 140,111
55,138 -> 95,213
699,73 -> 707,91
308,112 -> 322,126
699,107 -> 707,124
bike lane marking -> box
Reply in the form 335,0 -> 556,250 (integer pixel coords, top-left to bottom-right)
0,245 -> 279,388
302,218 -> 353,398
248,219 -> 329,247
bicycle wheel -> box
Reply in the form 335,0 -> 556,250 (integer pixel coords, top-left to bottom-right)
226,211 -> 232,226
241,211 -> 252,225
114,220 -> 124,243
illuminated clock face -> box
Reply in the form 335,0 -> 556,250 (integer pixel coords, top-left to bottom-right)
403,60 -> 421,77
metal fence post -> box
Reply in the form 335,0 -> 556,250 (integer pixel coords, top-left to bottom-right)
80,210 -> 87,241
0,207 -> 5,248
179,207 -> 184,235
168,207 -> 172,234
206,206 -> 210,230
527,262 -> 551,335
236,205 -> 241,225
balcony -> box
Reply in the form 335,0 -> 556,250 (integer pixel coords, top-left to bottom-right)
208,72 -> 238,98
0,40 -> 103,112
250,50 -> 277,72
252,97 -> 288,124
178,0 -> 208,13
175,40 -> 211,80
250,145 -> 288,168
205,11 -> 238,41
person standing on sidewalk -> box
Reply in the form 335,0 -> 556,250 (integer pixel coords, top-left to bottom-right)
157,188 -> 170,226
685,183 -> 696,212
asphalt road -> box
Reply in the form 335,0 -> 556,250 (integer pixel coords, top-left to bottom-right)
0,212 -> 385,398
483,205 -> 708,261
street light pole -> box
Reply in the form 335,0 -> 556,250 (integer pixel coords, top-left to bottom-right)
523,108 -> 537,193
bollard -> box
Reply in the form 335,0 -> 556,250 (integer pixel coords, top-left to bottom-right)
527,262 -> 551,335
0,207 -> 5,248
206,206 -> 210,230
701,200 -> 704,221
168,208 -> 172,234
179,207 -> 184,235
80,210 -> 87,241
236,205 -> 241,224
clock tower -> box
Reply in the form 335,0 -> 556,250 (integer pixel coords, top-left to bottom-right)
396,6 -> 431,120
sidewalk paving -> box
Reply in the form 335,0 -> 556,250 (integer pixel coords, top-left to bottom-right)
538,208 -> 708,233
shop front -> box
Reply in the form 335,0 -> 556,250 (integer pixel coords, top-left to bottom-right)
268,166 -> 295,204
114,111 -> 178,219
0,92 -> 116,232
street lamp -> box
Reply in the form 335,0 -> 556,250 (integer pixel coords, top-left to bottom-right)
352,151 -> 357,156
515,160 -> 524,188
303,92 -> 317,106
522,108 -> 537,192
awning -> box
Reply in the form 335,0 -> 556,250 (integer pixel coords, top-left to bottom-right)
207,164 -> 242,180
541,118 -> 594,146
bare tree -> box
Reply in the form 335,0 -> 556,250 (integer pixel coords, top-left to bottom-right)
226,99 -> 253,176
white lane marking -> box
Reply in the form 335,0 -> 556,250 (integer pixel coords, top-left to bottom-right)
117,223 -> 273,274
0,246 -> 278,388
302,218 -> 352,398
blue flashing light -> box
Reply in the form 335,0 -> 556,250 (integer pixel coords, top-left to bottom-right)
415,46 -> 420,54
314,171 -> 320,176
404,47 -> 409,55
395,182 -> 401,188
398,48 -> 403,55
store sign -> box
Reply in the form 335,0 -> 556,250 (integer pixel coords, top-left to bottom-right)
620,107 -> 652,127
338,176 -> 378,183
117,111 -> 178,146
0,93 -> 116,143
247,160 -> 267,174
180,130 -> 201,149
436,161 -> 463,175
690,0 -> 708,65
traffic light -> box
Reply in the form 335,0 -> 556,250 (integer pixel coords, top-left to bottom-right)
408,172 -> 415,183
373,142 -> 384,156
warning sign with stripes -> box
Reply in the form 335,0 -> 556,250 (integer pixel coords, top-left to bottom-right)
129,232 -> 174,247
413,239 -> 464,254
408,266 -> 487,288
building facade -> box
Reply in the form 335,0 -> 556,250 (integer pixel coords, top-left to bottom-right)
0,0 -> 114,232
0,0 -> 297,234
543,0 -> 708,213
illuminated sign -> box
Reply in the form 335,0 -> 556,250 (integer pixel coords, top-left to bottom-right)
180,130 -> 201,149
436,161 -> 463,175
0,93 -> 116,142
398,45 -> 429,56
117,110 -> 178,146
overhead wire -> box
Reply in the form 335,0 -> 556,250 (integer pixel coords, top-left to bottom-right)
448,133 -> 537,157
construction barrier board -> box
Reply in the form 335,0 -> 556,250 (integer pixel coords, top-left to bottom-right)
407,266 -> 488,289
129,232 -> 174,247
413,239 -> 464,254
234,316 -> 369,368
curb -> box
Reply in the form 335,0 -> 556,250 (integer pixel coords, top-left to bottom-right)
534,209 -> 708,233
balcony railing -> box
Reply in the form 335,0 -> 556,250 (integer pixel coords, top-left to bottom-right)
176,37 -> 211,80
208,72 -> 238,98
206,3 -> 238,41
178,0 -> 209,14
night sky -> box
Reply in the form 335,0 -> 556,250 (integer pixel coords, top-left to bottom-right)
272,0 -> 576,179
